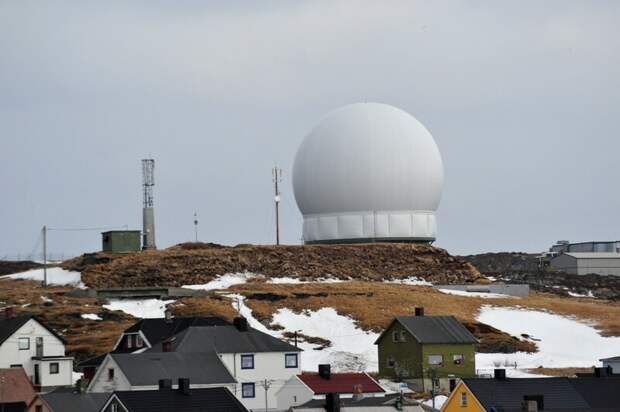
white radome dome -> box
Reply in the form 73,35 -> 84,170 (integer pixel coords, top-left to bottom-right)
293,102 -> 444,243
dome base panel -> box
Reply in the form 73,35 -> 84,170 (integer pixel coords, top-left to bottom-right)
304,237 -> 435,245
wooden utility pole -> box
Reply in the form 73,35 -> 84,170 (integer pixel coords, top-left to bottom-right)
263,379 -> 273,412
272,167 -> 282,245
42,225 -> 47,287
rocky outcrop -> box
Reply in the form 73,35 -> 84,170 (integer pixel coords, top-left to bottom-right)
63,242 -> 481,288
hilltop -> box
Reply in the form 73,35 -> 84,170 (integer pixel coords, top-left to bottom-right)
62,242 -> 482,288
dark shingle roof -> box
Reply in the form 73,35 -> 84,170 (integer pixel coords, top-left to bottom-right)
0,402 -> 27,412
298,393 -> 419,408
463,378 -> 590,411
0,315 -> 66,345
41,389 -> 109,412
568,377 -> 620,412
147,325 -> 301,354
110,351 -> 235,386
111,387 -> 248,412
376,316 -> 478,344
123,317 -> 231,347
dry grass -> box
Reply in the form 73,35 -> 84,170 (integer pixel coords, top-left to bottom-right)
526,367 -> 594,377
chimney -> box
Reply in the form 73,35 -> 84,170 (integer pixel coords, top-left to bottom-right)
5,307 -> 15,319
523,395 -> 543,412
162,341 -> 172,352
233,317 -> 249,332
414,307 -> 424,317
325,393 -> 341,412
494,369 -> 506,380
319,364 -> 331,380
164,309 -> 173,323
158,379 -> 172,390
178,378 -> 190,395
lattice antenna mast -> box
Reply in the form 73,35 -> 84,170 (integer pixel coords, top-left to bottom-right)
142,159 -> 157,250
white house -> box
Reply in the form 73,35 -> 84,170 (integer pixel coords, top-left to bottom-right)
86,315 -> 302,411
600,356 -> 620,374
0,310 -> 73,391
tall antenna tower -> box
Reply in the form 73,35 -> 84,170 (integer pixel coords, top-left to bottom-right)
272,166 -> 282,245
142,159 -> 157,250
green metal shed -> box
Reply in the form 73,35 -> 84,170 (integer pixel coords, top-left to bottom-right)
101,230 -> 142,253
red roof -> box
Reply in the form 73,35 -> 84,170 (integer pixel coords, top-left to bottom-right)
298,373 -> 385,395
0,368 -> 36,404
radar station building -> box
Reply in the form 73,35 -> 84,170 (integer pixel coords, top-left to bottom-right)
292,103 -> 444,245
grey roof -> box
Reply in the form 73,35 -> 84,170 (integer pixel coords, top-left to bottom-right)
600,356 -> 620,362
110,351 -> 235,386
568,377 -> 620,412
0,315 -> 66,346
376,316 -> 477,344
563,252 -> 620,259
147,325 -> 301,354
295,394 -> 423,411
41,389 -> 109,412
463,378 -> 591,411
123,317 -> 231,347
111,387 -> 249,412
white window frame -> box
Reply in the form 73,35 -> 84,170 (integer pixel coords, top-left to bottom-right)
126,335 -> 132,349
386,355 -> 396,368
460,392 -> 468,406
428,354 -> 443,366
18,337 -> 30,350
285,353 -> 298,368
453,354 -> 464,365
136,334 -> 143,348
49,362 -> 59,374
392,331 -> 400,342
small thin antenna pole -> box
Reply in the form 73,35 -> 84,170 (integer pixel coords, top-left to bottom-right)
42,225 -> 47,287
193,212 -> 198,242
273,167 -> 282,245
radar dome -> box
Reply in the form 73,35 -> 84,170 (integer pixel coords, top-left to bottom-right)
292,102 -> 444,244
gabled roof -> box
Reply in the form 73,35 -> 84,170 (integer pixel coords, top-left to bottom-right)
297,372 -> 385,395
375,316 -> 478,344
600,356 -> 620,362
462,378 -> 590,411
108,387 -> 249,412
109,351 -> 235,386
0,368 -> 37,404
568,377 -> 620,412
39,388 -> 109,412
0,315 -> 66,345
122,317 -> 231,348
146,325 -> 301,354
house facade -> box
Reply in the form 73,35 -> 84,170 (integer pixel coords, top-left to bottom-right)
376,310 -> 477,392
0,311 -> 73,391
600,356 -> 620,373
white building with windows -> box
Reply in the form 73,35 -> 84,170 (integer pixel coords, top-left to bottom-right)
0,310 -> 73,391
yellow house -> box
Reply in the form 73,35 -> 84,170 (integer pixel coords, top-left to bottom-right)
441,380 -> 485,412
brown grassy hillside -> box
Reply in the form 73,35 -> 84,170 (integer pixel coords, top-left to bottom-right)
62,242 -> 481,288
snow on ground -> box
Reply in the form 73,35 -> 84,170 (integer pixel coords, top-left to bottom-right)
422,395 -> 448,410
384,277 -> 432,286
226,294 -> 378,372
72,371 -> 83,384
267,277 -> 348,284
182,272 -> 257,290
568,291 -> 595,298
81,313 -> 102,320
476,306 -> 620,374
2,267 -> 85,288
40,295 -> 53,303
103,299 -> 175,319
271,307 -> 379,373
437,289 -> 516,299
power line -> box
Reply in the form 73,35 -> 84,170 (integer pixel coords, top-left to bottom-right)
47,225 -> 128,232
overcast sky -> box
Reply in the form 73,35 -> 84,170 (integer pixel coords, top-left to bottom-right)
1,1 -> 618,259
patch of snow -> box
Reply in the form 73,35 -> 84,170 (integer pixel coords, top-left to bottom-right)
384,277 -> 432,286
476,306 -> 620,372
438,289 -> 516,299
103,299 -> 175,319
567,291 -> 595,298
40,296 -> 53,303
72,371 -> 83,384
271,307 -> 379,373
81,313 -> 102,321
267,277 -> 347,284
485,276 -> 497,282
182,272 -> 257,291
422,395 -> 448,410
2,267 -> 85,288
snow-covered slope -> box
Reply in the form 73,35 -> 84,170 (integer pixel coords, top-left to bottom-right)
2,267 -> 84,288
103,298 -> 175,318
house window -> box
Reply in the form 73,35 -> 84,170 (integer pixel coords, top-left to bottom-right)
453,354 -> 464,365
10,364 -> 22,368
428,355 -> 443,366
126,335 -> 132,349
35,406 -> 42,412
18,337 -> 30,350
136,335 -> 143,348
111,403 -> 118,412
108,368 -> 115,381
49,362 -> 59,374
386,355 -> 396,368
400,330 -> 407,341
460,392 -> 468,407
241,354 -> 254,369
285,353 -> 298,368
392,331 -> 400,342
242,382 -> 255,398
